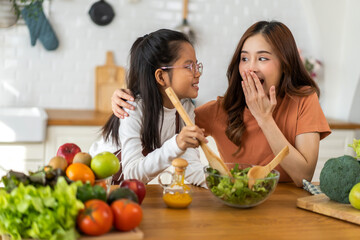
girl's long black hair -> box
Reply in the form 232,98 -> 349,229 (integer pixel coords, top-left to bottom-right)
102,29 -> 191,152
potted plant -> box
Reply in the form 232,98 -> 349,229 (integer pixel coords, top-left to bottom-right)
8,0 -> 44,19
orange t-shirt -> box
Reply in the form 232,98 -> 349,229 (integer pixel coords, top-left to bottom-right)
195,92 -> 331,182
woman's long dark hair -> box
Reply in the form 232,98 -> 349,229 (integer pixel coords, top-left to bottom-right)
102,29 -> 191,152
223,20 -> 320,155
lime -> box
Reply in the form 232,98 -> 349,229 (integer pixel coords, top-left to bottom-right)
349,182 -> 360,210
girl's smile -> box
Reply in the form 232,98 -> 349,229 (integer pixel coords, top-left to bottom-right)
161,42 -> 201,108
192,81 -> 199,91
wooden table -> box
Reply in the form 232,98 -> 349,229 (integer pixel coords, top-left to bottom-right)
137,184 -> 360,240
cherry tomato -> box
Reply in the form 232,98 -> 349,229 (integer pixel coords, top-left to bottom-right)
77,199 -> 113,236
111,199 -> 143,231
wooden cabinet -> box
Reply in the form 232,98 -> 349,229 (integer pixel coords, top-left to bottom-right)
44,126 -> 102,161
0,142 -> 45,178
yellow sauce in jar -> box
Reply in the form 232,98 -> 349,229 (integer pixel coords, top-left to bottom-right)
163,192 -> 192,208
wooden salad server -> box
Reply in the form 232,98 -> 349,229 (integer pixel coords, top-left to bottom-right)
165,87 -> 231,177
247,145 -> 289,189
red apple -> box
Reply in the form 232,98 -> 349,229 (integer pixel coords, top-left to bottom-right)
56,143 -> 81,165
120,179 -> 146,204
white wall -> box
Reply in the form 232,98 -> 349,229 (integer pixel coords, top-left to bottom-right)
304,0 -> 360,121
0,0 -> 359,122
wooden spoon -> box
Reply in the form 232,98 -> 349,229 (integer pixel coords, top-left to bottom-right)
247,145 -> 289,189
165,87 -> 231,177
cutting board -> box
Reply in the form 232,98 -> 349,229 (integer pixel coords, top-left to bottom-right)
297,194 -> 360,225
95,51 -> 126,113
80,228 -> 143,239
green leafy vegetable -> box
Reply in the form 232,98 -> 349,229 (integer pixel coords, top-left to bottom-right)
76,182 -> 107,203
1,167 -> 69,192
1,170 -> 30,192
206,164 -> 278,206
319,155 -> 360,203
348,138 -> 360,159
0,177 -> 84,240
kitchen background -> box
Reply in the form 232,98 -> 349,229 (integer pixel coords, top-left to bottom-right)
1,0 -> 359,122
0,0 -> 359,182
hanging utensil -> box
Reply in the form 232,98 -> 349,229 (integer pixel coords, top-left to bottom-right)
165,87 -> 231,177
89,0 -> 115,26
0,0 -> 18,28
176,0 -> 195,43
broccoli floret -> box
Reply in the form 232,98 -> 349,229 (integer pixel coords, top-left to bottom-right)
320,155 -> 360,203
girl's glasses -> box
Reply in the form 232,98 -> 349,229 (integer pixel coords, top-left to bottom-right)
161,62 -> 203,76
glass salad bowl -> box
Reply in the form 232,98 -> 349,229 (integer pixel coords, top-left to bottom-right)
204,163 -> 280,208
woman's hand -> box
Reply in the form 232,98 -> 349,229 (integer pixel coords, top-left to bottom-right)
241,71 -> 277,125
176,126 -> 208,151
111,88 -> 135,119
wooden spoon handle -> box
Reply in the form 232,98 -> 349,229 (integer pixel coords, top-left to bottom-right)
183,0 -> 189,20
165,87 -> 231,177
165,87 -> 194,126
266,145 -> 289,171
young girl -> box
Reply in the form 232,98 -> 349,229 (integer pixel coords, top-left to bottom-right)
110,21 -> 331,187
90,29 -> 207,187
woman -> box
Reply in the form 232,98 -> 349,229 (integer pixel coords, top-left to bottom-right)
111,21 -> 331,187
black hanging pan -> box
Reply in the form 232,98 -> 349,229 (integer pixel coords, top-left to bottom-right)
89,0 -> 115,26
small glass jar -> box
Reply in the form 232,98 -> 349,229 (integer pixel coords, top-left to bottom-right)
158,158 -> 192,208
94,176 -> 112,195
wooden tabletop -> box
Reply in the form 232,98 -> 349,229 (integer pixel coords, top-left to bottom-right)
45,109 -> 360,129
135,184 -> 359,240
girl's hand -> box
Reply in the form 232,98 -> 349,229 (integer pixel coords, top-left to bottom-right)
176,126 -> 208,151
241,71 -> 277,124
111,89 -> 135,119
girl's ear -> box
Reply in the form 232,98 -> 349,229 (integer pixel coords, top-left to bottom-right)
155,69 -> 167,87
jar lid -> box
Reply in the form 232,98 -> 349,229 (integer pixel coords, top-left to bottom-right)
172,158 -> 188,168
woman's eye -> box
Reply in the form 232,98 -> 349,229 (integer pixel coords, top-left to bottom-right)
241,57 -> 248,62
259,57 -> 268,61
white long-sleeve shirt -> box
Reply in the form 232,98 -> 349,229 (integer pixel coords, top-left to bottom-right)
89,98 -> 206,187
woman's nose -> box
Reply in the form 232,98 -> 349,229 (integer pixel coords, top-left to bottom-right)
249,61 -> 258,72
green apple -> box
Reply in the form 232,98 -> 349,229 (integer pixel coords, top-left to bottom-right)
349,182 -> 360,210
91,152 -> 120,179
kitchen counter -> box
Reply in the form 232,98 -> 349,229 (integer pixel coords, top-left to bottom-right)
120,184 -> 359,240
46,109 -> 112,126
46,109 -> 360,128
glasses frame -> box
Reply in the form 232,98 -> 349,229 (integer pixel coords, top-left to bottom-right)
160,62 -> 203,76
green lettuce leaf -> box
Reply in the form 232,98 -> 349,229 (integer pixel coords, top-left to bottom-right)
0,177 -> 84,240
349,139 -> 360,159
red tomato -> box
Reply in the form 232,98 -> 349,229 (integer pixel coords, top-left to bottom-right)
111,199 -> 143,231
77,199 -> 113,236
